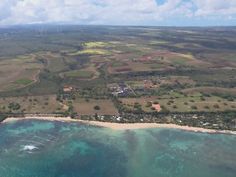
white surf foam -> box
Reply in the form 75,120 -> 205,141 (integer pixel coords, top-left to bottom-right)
22,145 -> 38,151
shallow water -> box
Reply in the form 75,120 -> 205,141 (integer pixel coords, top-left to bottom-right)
0,120 -> 235,177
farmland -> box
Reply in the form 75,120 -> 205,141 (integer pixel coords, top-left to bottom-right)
0,55 -> 42,92
0,26 -> 236,130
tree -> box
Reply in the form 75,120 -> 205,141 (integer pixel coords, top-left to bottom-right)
200,97 -> 206,101
0,114 -> 7,122
191,105 -> 198,110
173,105 -> 177,109
94,105 -> 101,110
146,102 -> 152,107
8,102 -> 21,111
134,103 -> 141,109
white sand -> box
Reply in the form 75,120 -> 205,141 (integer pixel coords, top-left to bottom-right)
2,116 -> 236,135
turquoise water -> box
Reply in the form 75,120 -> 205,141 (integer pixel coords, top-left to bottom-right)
0,120 -> 235,177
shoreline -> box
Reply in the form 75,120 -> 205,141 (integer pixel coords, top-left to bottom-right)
2,116 -> 236,135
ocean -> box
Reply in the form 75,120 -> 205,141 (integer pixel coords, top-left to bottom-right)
0,120 -> 235,177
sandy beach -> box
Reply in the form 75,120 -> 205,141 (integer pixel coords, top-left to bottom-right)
2,116 -> 236,135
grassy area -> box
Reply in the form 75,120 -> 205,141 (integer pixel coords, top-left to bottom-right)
111,62 -> 127,67
83,42 -> 108,48
120,95 -> 236,113
73,98 -> 119,115
182,87 -> 236,96
0,95 -> 65,114
0,55 -> 42,92
171,57 -> 190,65
14,79 -> 34,85
64,70 -> 94,79
43,53 -> 68,73
158,96 -> 236,112
68,49 -> 109,56
149,40 -> 169,45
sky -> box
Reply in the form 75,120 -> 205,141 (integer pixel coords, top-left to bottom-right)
0,0 -> 236,26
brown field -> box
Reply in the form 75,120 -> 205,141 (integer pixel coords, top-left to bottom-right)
133,51 -> 208,67
200,52 -> 236,68
107,50 -> 210,74
165,76 -> 196,85
73,98 -> 119,115
0,95 -> 65,113
39,52 -> 68,73
120,97 -> 157,112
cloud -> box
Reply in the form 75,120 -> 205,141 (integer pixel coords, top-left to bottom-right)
0,0 -> 18,21
0,0 -> 235,26
193,0 -> 236,16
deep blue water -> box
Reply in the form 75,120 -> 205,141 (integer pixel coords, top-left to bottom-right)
0,120 -> 235,177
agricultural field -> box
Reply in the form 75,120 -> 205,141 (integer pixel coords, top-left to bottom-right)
0,55 -> 42,92
0,26 -> 236,120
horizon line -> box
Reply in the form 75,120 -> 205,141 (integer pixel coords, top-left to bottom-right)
0,23 -> 236,28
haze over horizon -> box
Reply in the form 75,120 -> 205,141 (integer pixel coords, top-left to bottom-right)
0,0 -> 236,27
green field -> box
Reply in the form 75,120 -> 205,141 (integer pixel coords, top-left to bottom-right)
64,70 -> 94,79
68,49 -> 109,56
14,79 -> 34,85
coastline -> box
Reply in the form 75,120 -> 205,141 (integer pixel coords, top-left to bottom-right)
2,116 -> 236,135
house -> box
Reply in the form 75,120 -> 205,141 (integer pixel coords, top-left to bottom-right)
152,103 -> 161,112
63,86 -> 73,92
144,80 -> 154,89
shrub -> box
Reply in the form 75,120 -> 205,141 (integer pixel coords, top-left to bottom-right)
200,97 -> 206,101
191,105 -> 198,110
173,105 -> 177,109
151,107 -> 156,111
94,105 -> 101,110
146,102 -> 152,107
8,102 -> 21,111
